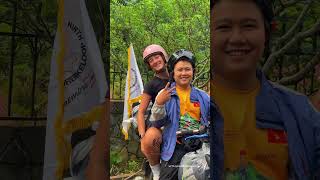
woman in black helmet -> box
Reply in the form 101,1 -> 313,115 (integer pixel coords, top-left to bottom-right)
150,49 -> 211,179
211,0 -> 320,179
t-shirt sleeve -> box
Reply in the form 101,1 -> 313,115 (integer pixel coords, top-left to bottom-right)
143,81 -> 155,97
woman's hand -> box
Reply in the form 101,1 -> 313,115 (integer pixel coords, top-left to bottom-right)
155,82 -> 175,105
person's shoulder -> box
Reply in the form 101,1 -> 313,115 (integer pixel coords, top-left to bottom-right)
259,70 -> 306,100
269,81 -> 307,99
195,87 -> 209,95
145,76 -> 157,86
268,81 -> 320,126
144,77 -> 159,90
268,81 -> 318,113
144,77 -> 157,95
147,76 -> 167,86
193,86 -> 210,99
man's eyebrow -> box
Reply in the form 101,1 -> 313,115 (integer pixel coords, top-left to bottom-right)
241,18 -> 259,23
213,18 -> 259,24
213,18 -> 232,24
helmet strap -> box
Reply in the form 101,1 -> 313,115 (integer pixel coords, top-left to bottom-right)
169,72 -> 175,83
155,68 -> 169,79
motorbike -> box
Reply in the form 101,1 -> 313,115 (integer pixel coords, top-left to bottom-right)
144,126 -> 210,180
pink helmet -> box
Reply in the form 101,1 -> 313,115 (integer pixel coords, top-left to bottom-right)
143,44 -> 168,64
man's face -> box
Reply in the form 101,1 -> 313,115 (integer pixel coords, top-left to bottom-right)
211,0 -> 266,77
173,60 -> 193,86
147,54 -> 166,72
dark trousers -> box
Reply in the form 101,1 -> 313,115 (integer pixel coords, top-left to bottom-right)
159,138 -> 202,180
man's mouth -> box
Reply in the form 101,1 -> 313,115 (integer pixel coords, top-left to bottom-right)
180,77 -> 190,81
225,49 -> 251,56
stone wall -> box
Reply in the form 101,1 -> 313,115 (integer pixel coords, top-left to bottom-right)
110,100 -> 143,164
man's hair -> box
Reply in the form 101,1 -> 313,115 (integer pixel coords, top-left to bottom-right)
210,0 -> 274,24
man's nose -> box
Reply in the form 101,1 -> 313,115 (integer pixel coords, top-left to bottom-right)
181,69 -> 189,75
229,28 -> 246,44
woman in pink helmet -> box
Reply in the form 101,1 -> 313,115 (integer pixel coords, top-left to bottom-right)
138,44 -> 169,180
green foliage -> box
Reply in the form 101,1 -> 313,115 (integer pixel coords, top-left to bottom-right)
265,0 -> 320,94
0,0 -> 56,116
110,0 -> 210,99
110,149 -> 143,176
125,159 -> 141,173
110,150 -> 123,165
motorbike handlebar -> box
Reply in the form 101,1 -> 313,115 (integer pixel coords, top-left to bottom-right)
176,126 -> 207,137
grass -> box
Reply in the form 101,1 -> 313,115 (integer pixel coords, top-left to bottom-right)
110,150 -> 143,176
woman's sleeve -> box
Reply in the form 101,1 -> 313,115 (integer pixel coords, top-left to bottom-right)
149,101 -> 168,128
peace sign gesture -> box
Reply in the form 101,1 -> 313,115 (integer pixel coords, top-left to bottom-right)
155,82 -> 175,105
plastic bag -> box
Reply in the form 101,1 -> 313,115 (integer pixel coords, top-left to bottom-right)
178,142 -> 210,180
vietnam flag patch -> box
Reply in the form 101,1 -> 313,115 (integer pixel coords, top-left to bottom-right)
193,102 -> 200,107
268,129 -> 287,144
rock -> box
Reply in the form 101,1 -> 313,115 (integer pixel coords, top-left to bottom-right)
110,137 -> 126,152
127,140 -> 139,154
130,154 -> 137,161
119,147 -> 129,163
136,148 -> 144,158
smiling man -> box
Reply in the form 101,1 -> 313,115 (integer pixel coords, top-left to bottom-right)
150,49 -> 211,179
210,0 -> 320,179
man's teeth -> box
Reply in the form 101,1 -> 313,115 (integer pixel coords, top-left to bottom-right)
228,50 -> 249,56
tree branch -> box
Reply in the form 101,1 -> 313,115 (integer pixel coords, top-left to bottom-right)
39,17 -> 54,45
193,64 -> 209,84
277,50 -> 320,85
262,18 -> 320,73
274,0 -> 300,16
197,78 -> 210,89
276,1 -> 312,45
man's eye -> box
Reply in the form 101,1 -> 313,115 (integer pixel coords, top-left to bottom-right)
216,25 -> 230,30
244,24 -> 256,29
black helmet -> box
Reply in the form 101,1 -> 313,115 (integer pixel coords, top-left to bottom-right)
168,49 -> 196,73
